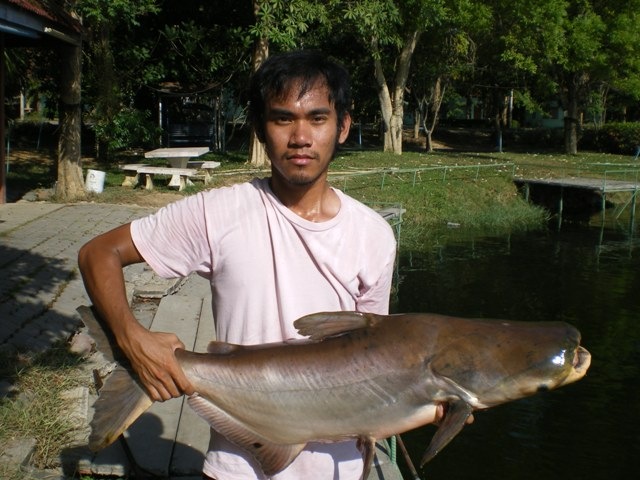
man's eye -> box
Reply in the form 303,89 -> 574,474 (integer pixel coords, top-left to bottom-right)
275,117 -> 292,124
312,116 -> 328,123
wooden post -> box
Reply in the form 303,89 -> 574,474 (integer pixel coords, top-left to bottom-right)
557,186 -> 564,230
0,33 -> 6,204
630,189 -> 637,232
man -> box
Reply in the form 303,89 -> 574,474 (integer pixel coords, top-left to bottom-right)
78,50 -> 398,479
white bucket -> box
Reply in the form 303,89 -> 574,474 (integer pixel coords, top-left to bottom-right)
85,169 -> 106,193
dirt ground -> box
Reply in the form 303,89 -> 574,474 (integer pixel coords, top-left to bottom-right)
5,148 -> 183,206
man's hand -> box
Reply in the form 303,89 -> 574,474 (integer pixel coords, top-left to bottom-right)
119,324 -> 195,401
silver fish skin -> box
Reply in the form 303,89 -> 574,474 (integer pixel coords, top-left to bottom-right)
82,308 -> 591,480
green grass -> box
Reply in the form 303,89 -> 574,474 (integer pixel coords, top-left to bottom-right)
0,344 -> 87,474
9,145 -> 640,252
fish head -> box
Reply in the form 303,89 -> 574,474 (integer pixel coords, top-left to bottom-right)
430,319 -> 591,407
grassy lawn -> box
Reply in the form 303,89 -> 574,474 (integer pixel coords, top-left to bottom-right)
7,143 -> 640,252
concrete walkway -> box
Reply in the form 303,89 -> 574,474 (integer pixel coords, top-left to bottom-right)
0,202 -> 157,352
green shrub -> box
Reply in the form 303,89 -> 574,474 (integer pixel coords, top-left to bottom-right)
91,107 -> 162,160
583,122 -> 640,154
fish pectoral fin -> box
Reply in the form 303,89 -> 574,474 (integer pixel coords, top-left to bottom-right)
293,311 -> 381,341
89,366 -> 153,451
187,395 -> 305,476
356,435 -> 377,480
248,441 -> 306,476
420,401 -> 473,466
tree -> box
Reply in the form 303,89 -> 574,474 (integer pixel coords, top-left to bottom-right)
479,0 -> 640,154
56,41 -> 85,200
339,0 -> 409,154
340,0 -> 478,155
409,1 -> 490,151
465,0 -> 567,150
542,0 -> 640,153
248,0 -> 331,166
77,0 -> 161,160
587,0 -> 640,123
555,3 -> 606,154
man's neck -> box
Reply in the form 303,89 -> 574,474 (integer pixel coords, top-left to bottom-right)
269,178 -> 340,222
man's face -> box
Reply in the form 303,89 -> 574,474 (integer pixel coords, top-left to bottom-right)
262,80 -> 351,188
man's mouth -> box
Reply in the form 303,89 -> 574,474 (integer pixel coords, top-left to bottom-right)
288,154 -> 315,166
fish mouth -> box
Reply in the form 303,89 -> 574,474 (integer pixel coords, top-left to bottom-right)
564,346 -> 591,384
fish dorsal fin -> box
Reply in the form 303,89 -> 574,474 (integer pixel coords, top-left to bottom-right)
293,311 -> 381,341
89,366 -> 153,451
188,395 -> 305,476
420,400 -> 473,465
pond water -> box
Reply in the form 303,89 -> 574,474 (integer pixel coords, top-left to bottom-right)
392,221 -> 640,480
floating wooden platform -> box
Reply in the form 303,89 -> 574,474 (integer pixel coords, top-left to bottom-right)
514,176 -> 640,227
514,176 -> 640,193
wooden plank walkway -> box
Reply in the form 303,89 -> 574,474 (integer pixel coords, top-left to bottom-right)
514,176 -> 640,193
83,274 -> 214,478
514,176 -> 640,227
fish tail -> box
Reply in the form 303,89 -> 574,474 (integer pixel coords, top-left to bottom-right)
89,366 -> 154,450
78,305 -> 154,450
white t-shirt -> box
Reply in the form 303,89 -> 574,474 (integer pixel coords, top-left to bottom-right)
131,177 -> 397,479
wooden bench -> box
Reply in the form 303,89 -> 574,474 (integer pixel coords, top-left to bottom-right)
136,166 -> 198,191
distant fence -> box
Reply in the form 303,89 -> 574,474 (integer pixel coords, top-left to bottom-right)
329,162 -> 516,192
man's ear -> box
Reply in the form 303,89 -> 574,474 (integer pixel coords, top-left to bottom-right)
338,112 -> 352,144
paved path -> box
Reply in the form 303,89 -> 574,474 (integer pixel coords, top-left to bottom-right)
0,201 -> 212,478
0,202 -> 157,352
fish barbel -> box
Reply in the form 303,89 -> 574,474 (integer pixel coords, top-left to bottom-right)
80,307 -> 591,479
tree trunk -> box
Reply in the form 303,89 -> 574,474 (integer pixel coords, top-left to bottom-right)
56,43 -> 85,201
372,31 -> 420,155
372,48 -> 393,152
563,75 -> 583,155
492,87 -> 505,152
248,4 -> 270,168
423,77 -> 446,153
94,22 -> 117,162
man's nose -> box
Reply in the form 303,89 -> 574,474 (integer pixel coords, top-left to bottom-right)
289,120 -> 312,147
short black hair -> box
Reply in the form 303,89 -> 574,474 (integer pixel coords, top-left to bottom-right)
248,50 -> 352,141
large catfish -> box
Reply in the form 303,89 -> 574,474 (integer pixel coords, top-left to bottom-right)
79,307 -> 591,479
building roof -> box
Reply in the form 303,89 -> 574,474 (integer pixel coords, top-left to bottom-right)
0,0 -> 82,46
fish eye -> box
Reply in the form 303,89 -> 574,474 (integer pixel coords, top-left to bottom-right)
551,350 -> 566,366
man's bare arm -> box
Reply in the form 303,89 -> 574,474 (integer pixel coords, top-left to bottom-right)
78,223 -> 194,401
